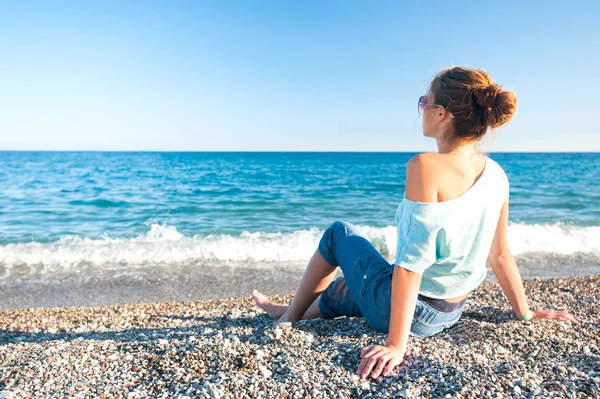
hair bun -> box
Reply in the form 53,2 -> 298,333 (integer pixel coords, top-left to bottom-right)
471,83 -> 517,128
472,83 -> 502,109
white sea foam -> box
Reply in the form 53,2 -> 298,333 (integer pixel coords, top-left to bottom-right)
504,222 -> 600,255
0,222 -> 598,277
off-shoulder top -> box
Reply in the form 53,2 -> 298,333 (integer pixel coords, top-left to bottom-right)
394,156 -> 510,299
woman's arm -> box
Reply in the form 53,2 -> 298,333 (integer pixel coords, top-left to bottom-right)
487,201 -> 530,317
356,266 -> 422,379
357,155 -> 432,379
488,201 -> 580,323
386,267 -> 422,351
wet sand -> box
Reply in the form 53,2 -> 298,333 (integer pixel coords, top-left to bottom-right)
1,252 -> 599,310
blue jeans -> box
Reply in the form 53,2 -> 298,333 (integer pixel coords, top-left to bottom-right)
317,221 -> 464,337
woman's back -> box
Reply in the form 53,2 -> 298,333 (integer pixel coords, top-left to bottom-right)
405,152 -> 489,204
394,154 -> 509,299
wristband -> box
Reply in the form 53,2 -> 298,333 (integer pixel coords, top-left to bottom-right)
517,310 -> 534,322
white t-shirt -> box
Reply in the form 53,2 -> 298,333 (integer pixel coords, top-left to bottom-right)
394,156 -> 510,299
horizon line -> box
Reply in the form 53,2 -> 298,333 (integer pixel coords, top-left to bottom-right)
1,149 -> 599,154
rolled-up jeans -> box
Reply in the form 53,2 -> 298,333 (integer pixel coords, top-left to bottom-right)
317,221 -> 464,337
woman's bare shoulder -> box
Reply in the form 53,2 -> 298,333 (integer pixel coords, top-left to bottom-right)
407,152 -> 440,169
406,153 -> 439,202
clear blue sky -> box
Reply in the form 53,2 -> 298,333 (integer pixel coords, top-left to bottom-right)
0,1 -> 598,152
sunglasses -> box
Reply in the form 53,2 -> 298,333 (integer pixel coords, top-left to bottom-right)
418,95 -> 454,118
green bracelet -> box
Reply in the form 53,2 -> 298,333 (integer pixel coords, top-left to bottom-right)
517,310 -> 534,322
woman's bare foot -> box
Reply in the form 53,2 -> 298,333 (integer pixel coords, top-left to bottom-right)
252,290 -> 288,320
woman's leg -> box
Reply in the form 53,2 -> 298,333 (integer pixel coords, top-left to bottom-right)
252,290 -> 323,320
253,220 -> 382,324
300,220 -> 393,330
277,249 -> 338,323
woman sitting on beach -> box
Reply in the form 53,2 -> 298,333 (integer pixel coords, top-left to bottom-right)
252,66 -> 580,380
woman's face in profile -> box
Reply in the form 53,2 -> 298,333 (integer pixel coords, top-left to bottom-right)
421,92 -> 453,139
421,93 -> 437,138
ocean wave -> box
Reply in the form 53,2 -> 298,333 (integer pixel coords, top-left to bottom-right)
502,222 -> 600,256
67,199 -> 130,208
0,222 -> 598,277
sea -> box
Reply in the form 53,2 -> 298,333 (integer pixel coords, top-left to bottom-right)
1,151 -> 599,306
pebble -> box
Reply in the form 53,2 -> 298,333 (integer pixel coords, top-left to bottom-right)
0,390 -> 15,399
278,321 -> 292,329
157,338 -> 169,346
227,334 -> 240,344
583,345 -> 591,355
273,327 -> 283,339
473,353 -> 488,363
209,388 -> 221,399
260,366 -> 273,378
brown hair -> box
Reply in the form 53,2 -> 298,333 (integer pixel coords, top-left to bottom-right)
429,66 -> 517,140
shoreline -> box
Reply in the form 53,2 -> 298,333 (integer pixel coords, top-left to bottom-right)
2,252 -> 599,310
0,265 -> 319,310
1,275 -> 599,398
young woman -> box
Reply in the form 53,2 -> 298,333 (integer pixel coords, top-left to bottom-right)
252,66 -> 580,380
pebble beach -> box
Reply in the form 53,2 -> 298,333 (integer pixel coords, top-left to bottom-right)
1,275 -> 598,399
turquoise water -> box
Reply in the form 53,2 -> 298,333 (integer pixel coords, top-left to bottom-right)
1,151 -> 599,279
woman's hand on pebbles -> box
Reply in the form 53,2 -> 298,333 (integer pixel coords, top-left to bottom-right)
532,309 -> 581,323
357,344 -> 404,379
